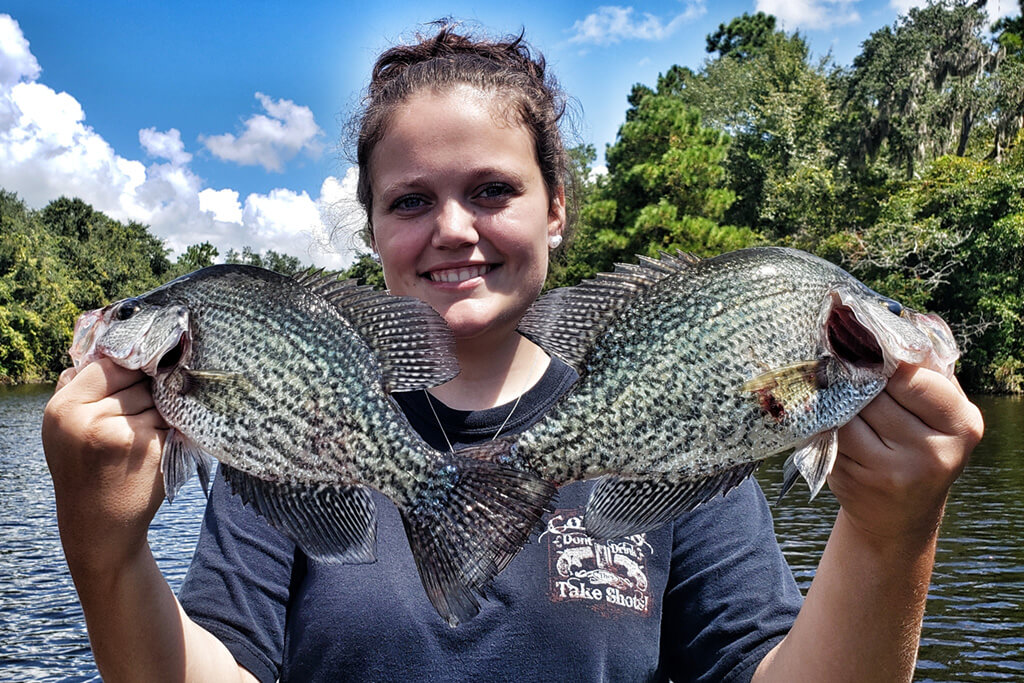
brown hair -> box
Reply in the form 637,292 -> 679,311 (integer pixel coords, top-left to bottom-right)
353,23 -> 572,241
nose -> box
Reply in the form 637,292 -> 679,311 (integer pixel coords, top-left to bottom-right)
431,199 -> 478,249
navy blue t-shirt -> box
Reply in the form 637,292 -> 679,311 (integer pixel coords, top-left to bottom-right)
179,357 -> 802,682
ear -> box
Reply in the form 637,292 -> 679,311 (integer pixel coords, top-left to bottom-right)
548,185 -> 566,238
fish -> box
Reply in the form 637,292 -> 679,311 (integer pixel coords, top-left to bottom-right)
515,246 -> 959,540
68,264 -> 555,626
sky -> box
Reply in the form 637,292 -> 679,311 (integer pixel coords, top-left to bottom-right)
1,1 -> 1019,269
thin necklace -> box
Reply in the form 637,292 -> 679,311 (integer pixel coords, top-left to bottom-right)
424,349 -> 542,453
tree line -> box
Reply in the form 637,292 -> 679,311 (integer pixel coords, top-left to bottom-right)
2,1 -> 1022,391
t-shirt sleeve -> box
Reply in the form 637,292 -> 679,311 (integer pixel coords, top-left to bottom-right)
660,477 -> 803,683
177,467 -> 298,683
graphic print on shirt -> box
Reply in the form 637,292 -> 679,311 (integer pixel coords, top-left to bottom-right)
541,509 -> 652,617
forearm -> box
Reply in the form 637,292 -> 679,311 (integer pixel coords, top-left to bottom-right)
753,506 -> 940,683
69,543 -> 252,683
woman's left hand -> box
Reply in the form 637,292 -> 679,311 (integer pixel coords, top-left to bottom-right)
830,364 -> 984,544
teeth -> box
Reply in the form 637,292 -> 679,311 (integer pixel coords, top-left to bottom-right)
429,264 -> 492,283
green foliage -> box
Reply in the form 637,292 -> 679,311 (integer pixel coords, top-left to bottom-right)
224,246 -> 304,275
706,11 -> 777,61
173,242 -> 219,276
342,254 -> 386,289
562,87 -> 757,281
563,3 -> 1024,391
836,0 -> 994,177
832,156 -> 1024,392
0,189 -> 311,384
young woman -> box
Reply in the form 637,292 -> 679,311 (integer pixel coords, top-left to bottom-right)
43,26 -> 983,682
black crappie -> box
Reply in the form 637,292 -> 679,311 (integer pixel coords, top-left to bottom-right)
516,247 -> 959,540
68,264 -> 555,626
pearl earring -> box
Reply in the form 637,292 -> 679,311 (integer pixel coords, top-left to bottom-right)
547,234 -> 563,249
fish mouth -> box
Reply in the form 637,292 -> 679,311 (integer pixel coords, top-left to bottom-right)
826,303 -> 884,369
154,332 -> 189,374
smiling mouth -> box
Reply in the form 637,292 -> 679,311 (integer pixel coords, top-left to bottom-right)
427,264 -> 494,283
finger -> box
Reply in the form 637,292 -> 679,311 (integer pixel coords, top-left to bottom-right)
854,388 -> 929,449
56,366 -> 79,392
65,358 -> 148,404
837,413 -> 890,467
90,382 -> 160,419
126,411 -> 170,445
884,364 -> 976,435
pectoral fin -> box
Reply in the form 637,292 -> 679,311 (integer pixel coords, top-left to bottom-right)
743,359 -> 830,422
180,368 -> 255,412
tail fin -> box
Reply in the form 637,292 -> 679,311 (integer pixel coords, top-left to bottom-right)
400,442 -> 555,626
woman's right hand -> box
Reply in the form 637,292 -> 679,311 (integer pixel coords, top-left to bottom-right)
42,358 -> 169,578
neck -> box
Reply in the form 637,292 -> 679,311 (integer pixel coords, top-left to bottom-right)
427,333 -> 548,410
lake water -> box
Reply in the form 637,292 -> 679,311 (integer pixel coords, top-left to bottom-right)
0,384 -> 1021,680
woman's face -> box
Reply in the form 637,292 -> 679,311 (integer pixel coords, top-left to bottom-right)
369,87 -> 565,343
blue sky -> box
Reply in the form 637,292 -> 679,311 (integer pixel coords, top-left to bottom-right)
1,1 -> 1018,268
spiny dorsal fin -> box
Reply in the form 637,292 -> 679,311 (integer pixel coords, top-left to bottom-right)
292,270 -> 459,393
518,251 -> 700,369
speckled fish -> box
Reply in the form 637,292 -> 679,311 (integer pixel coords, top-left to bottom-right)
516,246 -> 958,540
69,264 -> 555,626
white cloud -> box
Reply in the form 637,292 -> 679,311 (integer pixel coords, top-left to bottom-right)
198,188 -> 242,223
0,14 -> 362,270
569,1 -> 706,45
140,127 -> 192,166
200,92 -> 324,172
755,0 -> 860,30
0,14 -> 39,86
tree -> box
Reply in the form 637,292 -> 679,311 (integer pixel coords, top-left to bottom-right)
224,246 -> 304,275
565,87 -> 757,281
706,12 -> 777,61
175,242 -> 219,275
837,0 -> 993,179
991,1 -> 1024,160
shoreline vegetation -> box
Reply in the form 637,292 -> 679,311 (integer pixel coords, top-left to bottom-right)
3,2 -> 1023,392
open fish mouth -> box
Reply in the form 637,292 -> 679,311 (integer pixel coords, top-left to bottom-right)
826,303 -> 884,370
153,331 -> 189,375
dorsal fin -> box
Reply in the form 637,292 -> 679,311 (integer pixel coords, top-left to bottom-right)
518,251 -> 700,369
292,270 -> 459,393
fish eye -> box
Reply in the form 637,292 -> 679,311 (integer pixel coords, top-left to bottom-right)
114,299 -> 142,321
882,299 -> 903,317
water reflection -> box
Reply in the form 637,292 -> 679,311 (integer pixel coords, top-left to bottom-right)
1,385 -> 1021,680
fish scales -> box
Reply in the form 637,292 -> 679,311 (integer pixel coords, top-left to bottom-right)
69,264 -> 556,627
156,275 -> 419,491
516,247 -> 958,539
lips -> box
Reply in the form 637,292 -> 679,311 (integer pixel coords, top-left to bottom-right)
426,264 -> 493,283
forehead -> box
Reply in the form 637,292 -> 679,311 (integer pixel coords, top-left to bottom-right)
369,86 -> 538,182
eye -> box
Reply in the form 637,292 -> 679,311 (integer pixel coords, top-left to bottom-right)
475,183 -> 514,200
114,299 -> 142,321
882,299 -> 903,317
390,195 -> 429,212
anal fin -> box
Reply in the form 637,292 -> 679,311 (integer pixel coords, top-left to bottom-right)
221,465 -> 378,564
584,462 -> 761,541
